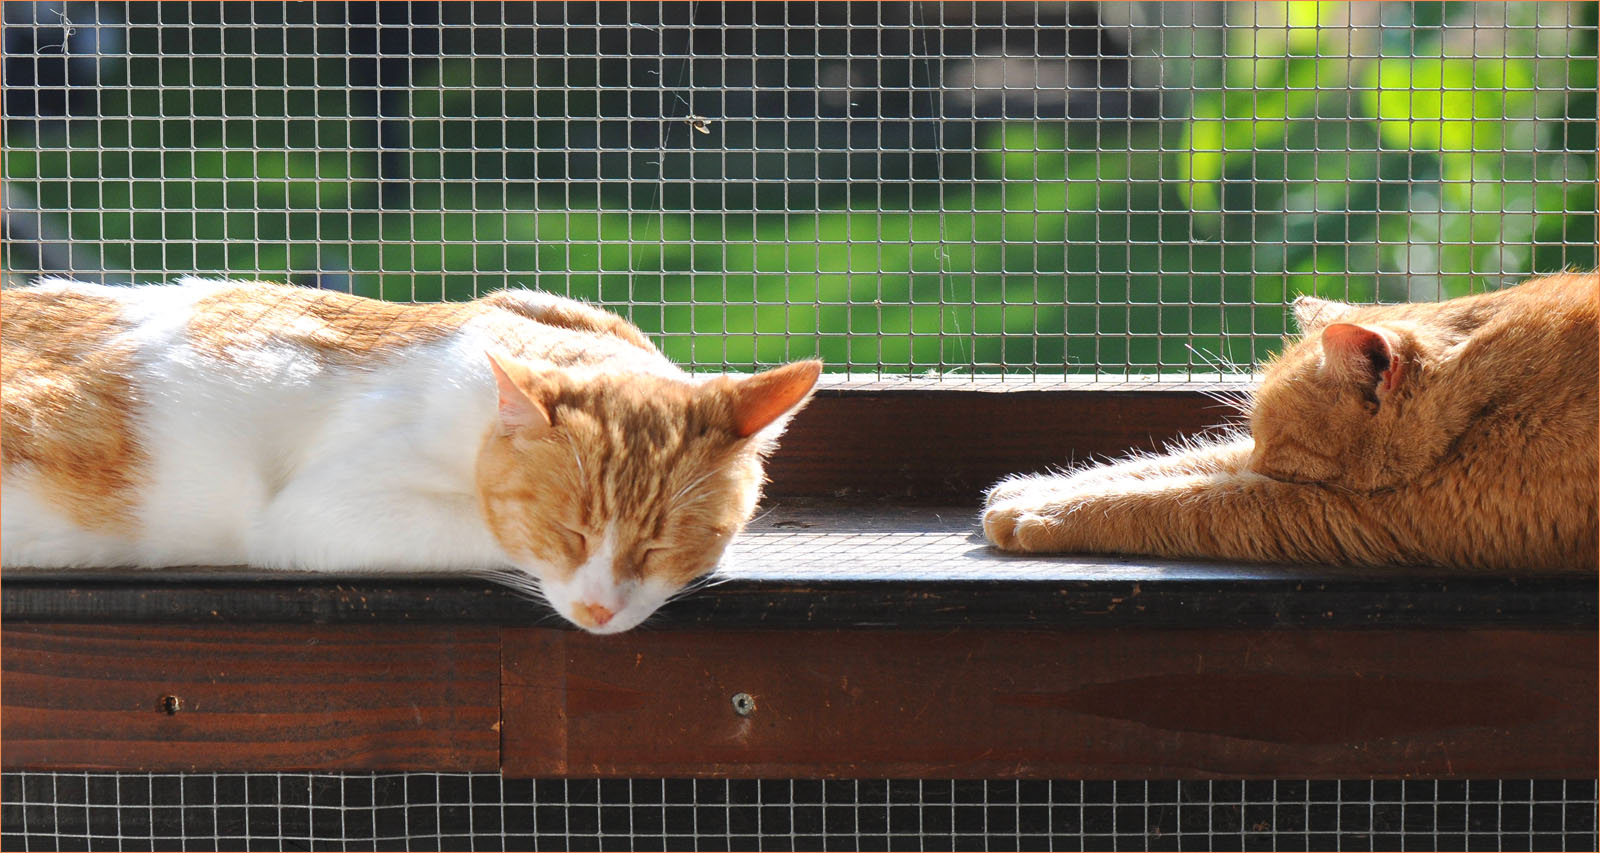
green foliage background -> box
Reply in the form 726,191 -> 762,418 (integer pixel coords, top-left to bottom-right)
4,1 -> 1595,374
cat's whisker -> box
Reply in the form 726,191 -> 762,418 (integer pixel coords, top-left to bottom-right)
681,571 -> 730,592
669,482 -> 721,513
476,567 -> 552,606
1195,385 -> 1254,417
663,578 -> 712,604
1183,343 -> 1222,372
1184,342 -> 1248,378
670,470 -> 718,505
1183,343 -> 1257,418
657,575 -> 728,612
567,438 -> 585,480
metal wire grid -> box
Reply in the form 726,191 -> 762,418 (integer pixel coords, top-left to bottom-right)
0,1 -> 1596,377
2,774 -> 1595,851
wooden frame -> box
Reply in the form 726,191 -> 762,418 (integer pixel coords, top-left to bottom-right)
766,378 -> 1238,504
5,624 -> 1590,778
5,386 -> 1595,778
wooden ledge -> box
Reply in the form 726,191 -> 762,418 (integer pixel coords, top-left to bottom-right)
4,505 -> 1593,630
5,620 -> 1593,777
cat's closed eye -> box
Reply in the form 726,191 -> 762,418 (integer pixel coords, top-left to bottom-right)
557,525 -> 591,557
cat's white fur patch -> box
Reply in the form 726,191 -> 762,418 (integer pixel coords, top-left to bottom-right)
540,526 -> 674,635
4,279 -> 522,572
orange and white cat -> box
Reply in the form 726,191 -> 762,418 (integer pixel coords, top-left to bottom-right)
2,278 -> 821,633
985,271 -> 1599,571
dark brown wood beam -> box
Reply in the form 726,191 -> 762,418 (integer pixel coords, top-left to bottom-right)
766,379 -> 1241,503
1,624 -> 501,772
5,622 -> 1592,777
502,627 -> 1596,780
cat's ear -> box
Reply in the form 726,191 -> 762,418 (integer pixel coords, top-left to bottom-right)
1293,295 -> 1356,334
1320,323 -> 1405,398
486,351 -> 553,439
724,360 -> 823,439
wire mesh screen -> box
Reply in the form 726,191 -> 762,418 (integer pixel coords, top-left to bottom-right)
3,774 -> 1595,851
1,0 -> 1596,377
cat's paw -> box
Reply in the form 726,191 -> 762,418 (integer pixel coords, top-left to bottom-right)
984,475 -> 1080,552
982,500 -> 1064,553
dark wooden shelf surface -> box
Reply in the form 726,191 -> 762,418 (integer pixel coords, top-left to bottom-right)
6,504 -> 1592,630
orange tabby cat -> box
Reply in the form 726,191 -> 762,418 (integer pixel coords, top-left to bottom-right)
3,278 -> 821,633
985,271 -> 1599,571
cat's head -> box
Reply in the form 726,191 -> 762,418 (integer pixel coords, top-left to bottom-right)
1247,296 -> 1458,492
474,354 -> 821,633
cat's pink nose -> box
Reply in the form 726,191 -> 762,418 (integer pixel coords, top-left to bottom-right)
575,602 -> 615,628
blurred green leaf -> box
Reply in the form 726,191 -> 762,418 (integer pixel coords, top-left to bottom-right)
1178,56 -> 1322,214
1364,56 -> 1537,158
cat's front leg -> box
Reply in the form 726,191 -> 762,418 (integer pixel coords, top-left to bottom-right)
984,472 -> 1244,555
983,465 -> 1394,565
984,435 -> 1254,535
